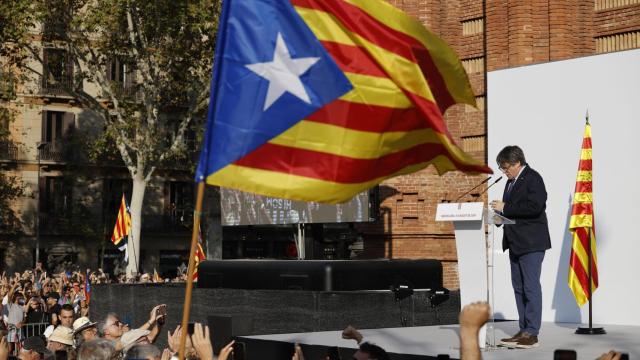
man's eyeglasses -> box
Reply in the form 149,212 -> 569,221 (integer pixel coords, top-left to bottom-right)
499,164 -> 514,172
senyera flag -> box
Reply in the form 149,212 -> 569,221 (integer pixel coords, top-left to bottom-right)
193,225 -> 206,282
196,0 -> 492,203
568,123 -> 598,306
111,195 -> 131,249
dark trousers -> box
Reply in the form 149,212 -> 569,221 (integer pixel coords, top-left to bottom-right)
509,250 -> 545,335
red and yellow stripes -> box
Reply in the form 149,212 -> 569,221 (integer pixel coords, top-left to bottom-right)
206,0 -> 490,203
111,195 -> 131,245
193,243 -> 205,282
568,124 -> 598,307
193,226 -> 206,282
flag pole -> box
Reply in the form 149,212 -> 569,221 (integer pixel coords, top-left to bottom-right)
178,181 -> 206,359
576,110 -> 605,335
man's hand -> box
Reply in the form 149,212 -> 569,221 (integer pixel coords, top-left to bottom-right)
292,344 -> 305,360
341,325 -> 363,343
160,348 -> 172,360
459,302 -> 490,360
167,325 -> 183,353
148,304 -> 165,324
191,323 -> 214,360
596,350 -> 623,360
459,302 -> 491,332
218,341 -> 234,360
490,200 -> 504,213
167,325 -> 193,354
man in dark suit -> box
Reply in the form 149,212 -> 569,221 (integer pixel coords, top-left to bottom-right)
490,145 -> 551,349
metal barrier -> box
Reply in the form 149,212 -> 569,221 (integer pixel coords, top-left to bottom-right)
23,322 -> 49,338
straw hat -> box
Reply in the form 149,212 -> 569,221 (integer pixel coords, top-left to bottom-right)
49,326 -> 74,346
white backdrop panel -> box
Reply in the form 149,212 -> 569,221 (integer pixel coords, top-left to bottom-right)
487,49 -> 640,326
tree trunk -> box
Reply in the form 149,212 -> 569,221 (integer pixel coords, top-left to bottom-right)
204,185 -> 223,260
126,172 -> 147,276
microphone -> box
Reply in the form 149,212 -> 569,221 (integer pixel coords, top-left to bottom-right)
477,176 -> 503,197
453,177 -> 492,202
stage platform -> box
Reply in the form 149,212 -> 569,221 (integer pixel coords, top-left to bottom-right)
243,321 -> 640,359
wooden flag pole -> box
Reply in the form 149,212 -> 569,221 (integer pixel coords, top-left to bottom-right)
178,181 -> 206,359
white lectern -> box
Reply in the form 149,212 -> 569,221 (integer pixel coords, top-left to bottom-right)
435,202 -> 514,349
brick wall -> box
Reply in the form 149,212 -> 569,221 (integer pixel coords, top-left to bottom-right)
360,0 -> 640,290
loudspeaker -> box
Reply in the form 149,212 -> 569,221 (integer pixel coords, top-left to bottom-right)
207,315 -> 253,353
198,259 -> 443,291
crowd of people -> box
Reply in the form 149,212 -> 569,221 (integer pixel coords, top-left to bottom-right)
0,264 -> 628,360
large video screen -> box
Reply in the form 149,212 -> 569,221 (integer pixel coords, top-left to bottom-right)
220,188 -> 371,225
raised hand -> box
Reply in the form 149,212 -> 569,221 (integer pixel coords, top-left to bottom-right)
459,301 -> 491,332
191,323 -> 214,360
218,340 -> 234,360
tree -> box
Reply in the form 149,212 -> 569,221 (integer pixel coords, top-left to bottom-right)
1,0 -> 220,274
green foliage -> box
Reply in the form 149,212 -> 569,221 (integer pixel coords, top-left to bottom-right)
0,0 -> 221,243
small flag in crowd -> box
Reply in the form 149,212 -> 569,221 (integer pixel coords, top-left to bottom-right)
193,225 -> 206,282
153,268 -> 163,283
111,195 -> 132,262
85,269 -> 91,304
195,0 -> 491,204
568,122 -> 599,307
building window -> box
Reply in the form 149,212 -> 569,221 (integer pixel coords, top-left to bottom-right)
40,110 -> 74,161
166,181 -> 194,225
106,58 -> 135,97
42,0 -> 70,40
42,48 -> 74,94
42,176 -> 71,215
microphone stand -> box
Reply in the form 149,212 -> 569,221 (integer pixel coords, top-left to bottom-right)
478,176 -> 503,197
454,177 -> 491,202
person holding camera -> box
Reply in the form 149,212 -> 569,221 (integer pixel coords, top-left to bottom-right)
5,282 -> 26,351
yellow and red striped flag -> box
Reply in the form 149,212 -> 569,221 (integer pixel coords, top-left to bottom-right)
193,225 -> 206,282
195,0 -> 491,204
568,123 -> 598,307
111,195 -> 131,247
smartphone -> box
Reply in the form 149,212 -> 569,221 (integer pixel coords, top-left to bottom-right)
232,341 -> 246,360
554,349 -> 576,360
327,346 -> 340,360
620,354 -> 629,360
156,305 -> 167,325
187,322 -> 195,335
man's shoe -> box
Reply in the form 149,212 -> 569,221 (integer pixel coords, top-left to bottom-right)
499,331 -> 523,346
515,333 -> 539,349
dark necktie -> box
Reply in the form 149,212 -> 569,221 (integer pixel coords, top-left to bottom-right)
506,180 -> 515,194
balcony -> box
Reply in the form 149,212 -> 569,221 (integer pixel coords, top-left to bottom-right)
40,76 -> 74,97
0,141 -> 23,162
0,72 -> 16,100
38,142 -> 64,162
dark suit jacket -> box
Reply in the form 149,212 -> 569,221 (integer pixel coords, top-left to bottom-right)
501,165 -> 551,255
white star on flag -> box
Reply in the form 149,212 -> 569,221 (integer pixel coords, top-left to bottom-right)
246,32 -> 320,111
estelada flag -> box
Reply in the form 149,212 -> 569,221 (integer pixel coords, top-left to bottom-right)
568,123 -> 598,306
111,195 -> 131,247
195,0 -> 491,203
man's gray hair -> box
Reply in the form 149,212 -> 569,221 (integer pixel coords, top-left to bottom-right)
125,344 -> 161,360
77,339 -> 116,360
97,313 -> 119,337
